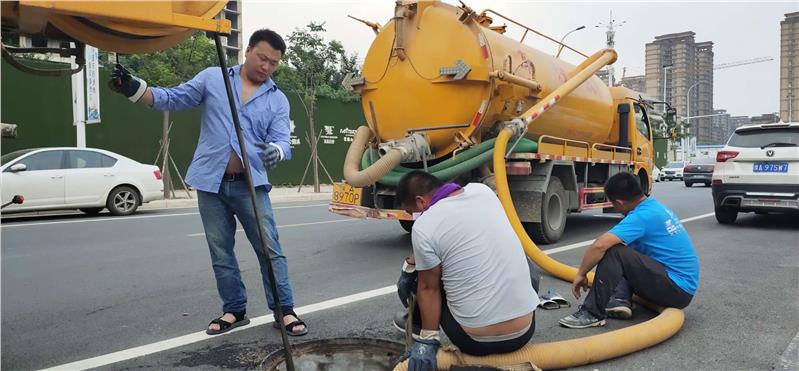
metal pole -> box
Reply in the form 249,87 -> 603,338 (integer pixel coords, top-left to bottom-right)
555,25 -> 585,58
213,34 -> 294,371
162,111 -> 172,199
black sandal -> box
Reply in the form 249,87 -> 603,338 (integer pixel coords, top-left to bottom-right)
272,310 -> 308,336
206,311 -> 250,335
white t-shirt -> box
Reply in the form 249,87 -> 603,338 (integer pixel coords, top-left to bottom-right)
412,183 -> 539,328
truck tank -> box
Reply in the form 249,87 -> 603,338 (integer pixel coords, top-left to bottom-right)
358,0 -> 616,159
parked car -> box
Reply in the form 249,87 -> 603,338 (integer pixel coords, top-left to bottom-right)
1,147 -> 163,216
652,166 -> 662,182
712,122 -> 799,224
660,161 -> 686,181
683,158 -> 716,187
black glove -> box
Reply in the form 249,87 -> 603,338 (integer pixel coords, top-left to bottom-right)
397,261 -> 417,307
257,143 -> 282,170
109,64 -> 148,102
402,339 -> 439,371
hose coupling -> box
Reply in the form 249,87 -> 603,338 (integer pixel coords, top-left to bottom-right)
378,133 -> 431,163
503,118 -> 528,138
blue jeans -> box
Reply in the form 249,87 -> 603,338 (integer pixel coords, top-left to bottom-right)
198,180 -> 294,315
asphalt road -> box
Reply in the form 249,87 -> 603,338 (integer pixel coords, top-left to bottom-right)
2,181 -> 797,370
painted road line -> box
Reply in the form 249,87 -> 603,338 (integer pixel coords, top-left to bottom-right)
187,219 -> 359,237
40,211 -> 716,370
40,285 -> 396,371
0,204 -> 328,228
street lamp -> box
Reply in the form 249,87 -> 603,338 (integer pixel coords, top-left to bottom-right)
684,81 -> 706,161
555,25 -> 586,58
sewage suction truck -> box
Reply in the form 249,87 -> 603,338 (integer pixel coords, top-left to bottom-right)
331,0 -> 674,244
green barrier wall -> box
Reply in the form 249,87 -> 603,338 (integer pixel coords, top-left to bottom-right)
1,59 -> 365,186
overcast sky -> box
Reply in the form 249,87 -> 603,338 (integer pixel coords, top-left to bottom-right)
242,1 -> 797,118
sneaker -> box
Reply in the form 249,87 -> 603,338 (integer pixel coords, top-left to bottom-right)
605,298 -> 633,319
392,309 -> 421,336
559,306 -> 606,329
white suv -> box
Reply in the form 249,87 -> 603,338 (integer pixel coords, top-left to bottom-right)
712,122 -> 799,224
660,161 -> 686,181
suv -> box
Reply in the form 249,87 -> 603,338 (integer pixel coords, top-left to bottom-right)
712,123 -> 799,224
660,161 -> 686,181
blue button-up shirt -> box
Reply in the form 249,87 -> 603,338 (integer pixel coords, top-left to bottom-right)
150,65 -> 291,193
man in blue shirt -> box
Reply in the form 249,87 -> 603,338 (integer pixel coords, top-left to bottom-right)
109,29 -> 307,336
560,172 -> 699,328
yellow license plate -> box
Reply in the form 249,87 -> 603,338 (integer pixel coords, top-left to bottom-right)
332,183 -> 363,206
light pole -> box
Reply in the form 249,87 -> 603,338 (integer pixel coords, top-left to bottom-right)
555,25 -> 585,58
684,81 -> 705,161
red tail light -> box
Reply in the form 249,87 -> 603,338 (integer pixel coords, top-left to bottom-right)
153,169 -> 162,180
716,151 -> 739,162
712,179 -> 722,185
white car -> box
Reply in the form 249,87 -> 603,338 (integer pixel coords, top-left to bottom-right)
652,166 -> 662,182
1,147 -> 164,216
712,122 -> 799,224
660,161 -> 686,181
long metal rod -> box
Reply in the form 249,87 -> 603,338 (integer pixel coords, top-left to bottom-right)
213,34 -> 294,371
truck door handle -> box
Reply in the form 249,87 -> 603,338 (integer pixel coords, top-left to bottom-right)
636,147 -> 642,155
50,176 -> 63,179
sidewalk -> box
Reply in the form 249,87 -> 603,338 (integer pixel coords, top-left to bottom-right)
141,184 -> 334,210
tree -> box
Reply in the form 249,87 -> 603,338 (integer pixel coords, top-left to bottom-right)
111,32 -> 223,87
272,22 -> 360,191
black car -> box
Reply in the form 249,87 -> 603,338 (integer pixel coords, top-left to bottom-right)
683,158 -> 715,187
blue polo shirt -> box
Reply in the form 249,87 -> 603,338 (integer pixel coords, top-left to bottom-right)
609,198 -> 700,295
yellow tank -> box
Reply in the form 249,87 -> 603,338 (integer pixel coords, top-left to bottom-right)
359,0 -> 616,158
1,1 -> 229,54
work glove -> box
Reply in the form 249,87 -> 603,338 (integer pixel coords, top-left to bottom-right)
109,64 -> 148,103
257,143 -> 282,170
401,339 -> 439,371
397,260 -> 417,308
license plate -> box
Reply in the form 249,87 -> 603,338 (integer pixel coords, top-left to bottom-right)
332,183 -> 363,206
753,162 -> 788,173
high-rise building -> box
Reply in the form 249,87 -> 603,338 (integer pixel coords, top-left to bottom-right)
750,113 -> 781,126
209,0 -> 244,64
645,32 -> 714,144
730,115 -> 751,129
781,12 -> 798,122
595,69 -> 611,86
619,75 -> 646,93
711,109 -> 733,144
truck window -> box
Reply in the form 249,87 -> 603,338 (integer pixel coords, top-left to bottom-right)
633,104 -> 651,140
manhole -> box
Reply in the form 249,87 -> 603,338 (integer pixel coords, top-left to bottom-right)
261,337 -> 406,371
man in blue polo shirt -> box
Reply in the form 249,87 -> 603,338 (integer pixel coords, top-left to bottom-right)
560,172 -> 699,328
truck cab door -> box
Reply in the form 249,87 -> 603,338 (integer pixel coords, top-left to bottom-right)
633,103 -> 654,192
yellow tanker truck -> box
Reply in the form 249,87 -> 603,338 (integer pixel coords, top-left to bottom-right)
331,0 -> 674,244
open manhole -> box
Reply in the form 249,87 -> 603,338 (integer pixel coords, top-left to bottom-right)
261,338 -> 406,371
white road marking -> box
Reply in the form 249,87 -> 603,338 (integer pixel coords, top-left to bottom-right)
38,211 -> 716,370
187,219 -> 358,237
40,286 -> 396,371
0,204 -> 328,228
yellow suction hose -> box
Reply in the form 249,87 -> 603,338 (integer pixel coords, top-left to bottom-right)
344,126 -> 404,187
394,48 -> 685,370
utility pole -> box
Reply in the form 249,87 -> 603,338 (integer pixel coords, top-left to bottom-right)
596,11 -> 625,86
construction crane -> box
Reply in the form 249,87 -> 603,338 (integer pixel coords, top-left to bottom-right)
714,56 -> 773,70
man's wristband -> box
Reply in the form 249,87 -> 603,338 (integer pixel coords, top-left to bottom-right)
417,329 -> 440,342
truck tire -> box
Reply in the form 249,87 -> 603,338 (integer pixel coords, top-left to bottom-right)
714,206 -> 737,224
399,220 -> 414,233
526,177 -> 567,244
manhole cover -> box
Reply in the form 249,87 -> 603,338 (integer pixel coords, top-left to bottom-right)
261,337 -> 406,371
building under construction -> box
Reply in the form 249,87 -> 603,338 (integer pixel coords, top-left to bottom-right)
781,12 -> 798,122
645,32 -> 715,144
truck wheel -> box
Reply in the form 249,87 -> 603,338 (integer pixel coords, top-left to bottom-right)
714,206 -> 737,224
526,177 -> 567,244
399,220 -> 414,233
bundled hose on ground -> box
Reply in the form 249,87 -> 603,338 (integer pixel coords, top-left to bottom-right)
344,126 -> 404,187
361,138 -> 538,186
